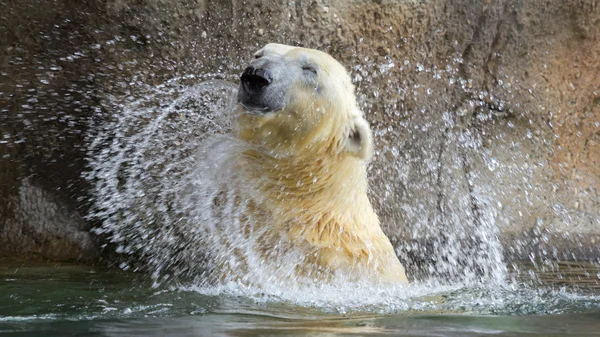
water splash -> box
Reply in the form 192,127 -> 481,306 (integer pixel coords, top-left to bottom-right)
86,78 -> 376,289
354,56 -> 509,285
85,79 -> 238,282
85,71 -> 509,294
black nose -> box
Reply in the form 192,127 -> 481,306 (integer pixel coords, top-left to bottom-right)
240,66 -> 272,93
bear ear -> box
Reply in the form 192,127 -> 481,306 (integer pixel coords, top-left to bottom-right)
345,117 -> 373,162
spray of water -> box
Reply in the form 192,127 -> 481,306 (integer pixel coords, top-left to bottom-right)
84,71 -> 512,306
86,79 -> 237,282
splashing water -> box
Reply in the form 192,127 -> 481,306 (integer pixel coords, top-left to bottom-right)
86,78 -> 390,290
85,74 -> 518,308
354,56 -> 510,284
86,79 -> 237,281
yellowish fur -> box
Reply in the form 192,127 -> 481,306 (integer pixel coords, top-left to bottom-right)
235,44 -> 407,283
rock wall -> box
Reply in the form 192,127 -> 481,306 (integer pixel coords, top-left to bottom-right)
1,0 -> 598,272
0,0 -> 108,261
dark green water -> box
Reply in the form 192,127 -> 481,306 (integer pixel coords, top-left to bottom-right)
1,264 -> 600,336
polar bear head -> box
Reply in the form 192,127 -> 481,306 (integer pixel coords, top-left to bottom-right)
236,43 -> 372,161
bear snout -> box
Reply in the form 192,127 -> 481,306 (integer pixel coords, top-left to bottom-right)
238,62 -> 288,114
240,66 -> 273,93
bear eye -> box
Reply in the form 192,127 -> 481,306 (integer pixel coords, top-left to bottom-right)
302,65 -> 317,75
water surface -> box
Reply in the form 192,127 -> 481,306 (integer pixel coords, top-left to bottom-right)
2,263 -> 599,336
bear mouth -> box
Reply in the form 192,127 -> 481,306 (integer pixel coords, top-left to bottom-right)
239,101 -> 277,115
240,73 -> 271,93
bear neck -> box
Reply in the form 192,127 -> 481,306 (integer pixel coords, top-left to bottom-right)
241,140 -> 380,234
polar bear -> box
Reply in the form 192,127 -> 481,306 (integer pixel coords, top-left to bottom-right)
206,43 -> 407,285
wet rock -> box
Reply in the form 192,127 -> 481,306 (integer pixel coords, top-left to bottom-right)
1,179 -> 96,261
0,0 -> 112,261
0,0 -> 598,275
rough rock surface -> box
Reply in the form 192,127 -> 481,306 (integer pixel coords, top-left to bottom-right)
1,0 -> 598,274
